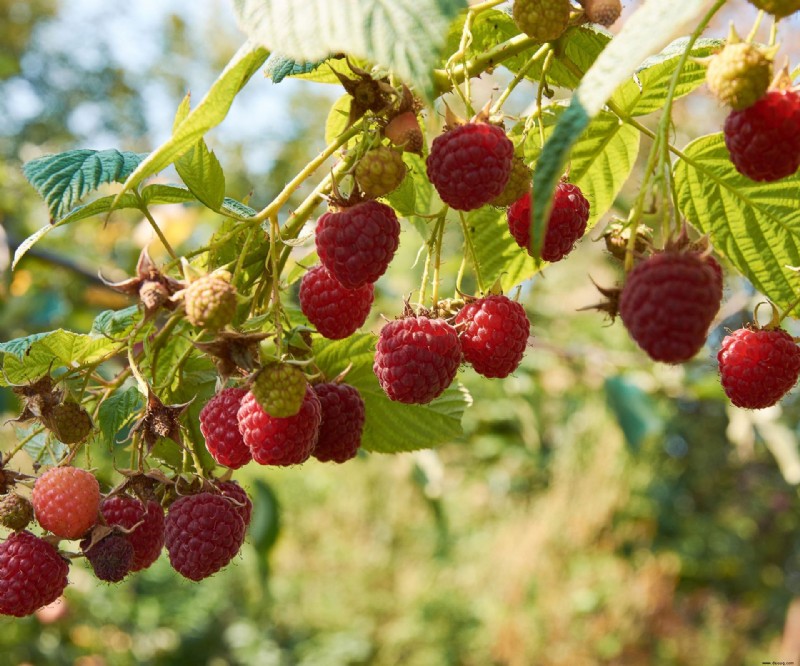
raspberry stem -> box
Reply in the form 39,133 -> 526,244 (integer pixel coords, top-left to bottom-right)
491,44 -> 551,115
459,210 -> 485,294
135,191 -> 178,261
269,215 -> 284,356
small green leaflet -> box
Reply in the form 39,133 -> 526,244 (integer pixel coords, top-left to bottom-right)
98,386 -> 144,448
313,334 -> 470,454
22,149 -> 147,220
264,53 -> 329,82
232,0 -> 467,101
674,133 -> 800,316
175,140 -> 226,211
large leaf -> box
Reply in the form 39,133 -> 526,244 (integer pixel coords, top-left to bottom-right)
97,386 -> 144,448
674,132 -> 800,315
313,334 -> 469,453
232,0 -> 468,100
468,206 -> 535,292
611,37 -> 723,117
531,0 -> 717,258
22,149 -> 146,220
518,105 -> 640,228
0,330 -> 121,386
112,42 -> 269,208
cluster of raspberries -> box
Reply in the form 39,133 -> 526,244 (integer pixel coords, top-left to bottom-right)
1,467 -> 254,617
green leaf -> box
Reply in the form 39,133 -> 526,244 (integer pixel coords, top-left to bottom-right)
611,38 -> 723,117
91,306 -> 140,339
112,42 -> 269,208
313,334 -> 469,453
674,132 -> 800,315
605,376 -> 662,454
22,149 -> 147,220
16,425 -> 68,467
250,478 -> 281,577
517,105 -> 641,228
0,330 -> 121,386
532,0 -> 718,258
232,0 -> 468,101
264,53 -> 330,82
98,386 -> 144,448
384,152 -> 433,220
175,140 -> 226,210
468,206 -> 536,291
324,94 -> 352,145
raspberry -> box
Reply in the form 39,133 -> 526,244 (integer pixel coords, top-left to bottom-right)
724,90 -> 800,182
33,467 -> 100,539
0,531 -> 69,617
81,533 -> 134,583
718,327 -> 800,409
199,387 -> 252,469
44,401 -> 93,444
512,0 -> 572,43
315,200 -> 401,289
489,156 -> 532,208
165,492 -> 246,581
217,481 -> 253,527
385,111 -> 423,153
455,295 -> 531,378
747,0 -> 800,18
139,280 -> 170,312
185,273 -> 238,331
355,146 -> 407,199
299,265 -> 374,340
251,363 -> 307,418
100,495 -> 165,572
312,383 -> 366,463
373,316 -> 462,404
619,251 -> 723,364
706,42 -> 772,110
508,182 -> 590,262
583,0 -> 622,26
426,123 -> 514,211
0,493 -> 34,531
237,387 -> 321,466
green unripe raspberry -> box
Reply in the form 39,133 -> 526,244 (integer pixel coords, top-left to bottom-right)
512,0 -> 571,43
355,147 -> 407,199
251,363 -> 307,418
490,156 -> 532,207
0,493 -> 34,531
747,0 -> 800,18
45,401 -> 94,444
706,42 -> 772,110
185,274 -> 238,331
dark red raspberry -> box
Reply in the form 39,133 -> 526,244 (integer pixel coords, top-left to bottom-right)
315,200 -> 400,289
718,327 -> 800,409
100,495 -> 165,572
455,295 -> 530,378
426,123 -> 514,211
0,531 -> 69,617
32,467 -> 100,539
724,90 -> 800,182
507,183 -> 590,262
165,492 -> 246,581
373,316 -> 462,404
237,387 -> 321,466
81,533 -> 134,583
312,383 -> 366,463
217,481 -> 253,528
299,265 -> 374,340
619,251 -> 723,363
200,387 -> 251,469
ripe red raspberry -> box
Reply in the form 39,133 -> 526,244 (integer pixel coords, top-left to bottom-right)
508,183 -> 590,262
513,0 -> 572,42
312,383 -> 366,463
200,387 -> 252,469
299,265 -> 374,340
33,467 -> 100,539
718,327 -> 800,409
385,111 -> 423,153
373,316 -> 462,404
81,533 -> 134,583
0,531 -> 69,617
455,295 -> 530,378
619,251 -> 723,363
100,495 -> 165,572
165,492 -> 246,581
315,200 -> 400,289
426,123 -> 514,211
217,481 -> 253,527
237,387 -> 321,465
724,90 -> 800,182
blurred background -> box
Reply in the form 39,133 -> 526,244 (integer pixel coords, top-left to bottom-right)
2,0 -> 800,664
